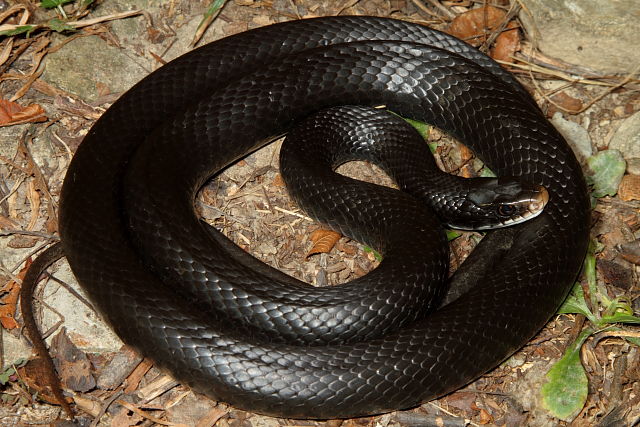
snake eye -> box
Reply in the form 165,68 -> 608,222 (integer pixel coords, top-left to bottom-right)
497,204 -> 516,217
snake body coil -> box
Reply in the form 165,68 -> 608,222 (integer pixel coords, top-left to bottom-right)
58,17 -> 590,418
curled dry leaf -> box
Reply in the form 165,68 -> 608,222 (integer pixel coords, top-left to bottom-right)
490,21 -> 520,63
19,357 -> 69,407
0,98 -> 46,126
448,5 -> 506,44
1,258 -> 30,329
51,329 -> 96,393
307,229 -> 342,258
550,92 -> 584,114
448,5 -> 520,63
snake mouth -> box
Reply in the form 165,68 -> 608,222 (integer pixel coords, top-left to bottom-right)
528,185 -> 549,215
500,185 -> 549,227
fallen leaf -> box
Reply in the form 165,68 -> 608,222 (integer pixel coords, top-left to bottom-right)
490,21 -> 520,62
51,329 -> 96,392
19,357 -> 70,406
0,215 -> 19,229
550,92 -> 584,114
443,391 -> 476,411
597,259 -> 633,290
618,174 -> 640,201
271,173 -> 286,187
307,229 -> 341,258
448,6 -> 506,45
586,150 -> 626,198
0,99 -> 46,126
479,408 -> 494,424
1,259 -> 30,329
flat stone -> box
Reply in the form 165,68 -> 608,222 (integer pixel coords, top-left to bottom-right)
609,111 -> 640,174
40,260 -> 123,353
519,0 -> 640,75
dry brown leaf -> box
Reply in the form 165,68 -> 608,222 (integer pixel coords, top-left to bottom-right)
618,174 -> 640,201
271,173 -> 286,187
51,329 -> 96,392
1,259 -> 30,329
447,6 -> 506,45
0,99 -> 46,126
307,229 -> 341,258
0,214 -> 19,229
490,21 -> 520,63
335,240 -> 357,256
550,92 -> 584,113
19,357 -> 67,406
478,407 -> 494,425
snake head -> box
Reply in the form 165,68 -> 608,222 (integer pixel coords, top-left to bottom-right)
447,177 -> 549,231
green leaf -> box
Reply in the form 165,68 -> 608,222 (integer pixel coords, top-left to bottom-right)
446,230 -> 461,241
47,18 -> 75,33
586,150 -> 626,198
0,359 -> 26,385
582,243 -> 603,310
558,282 -> 596,323
479,167 -> 497,178
195,0 -> 228,34
0,370 -> 11,385
41,0 -> 75,8
625,336 -> 640,346
403,117 -> 431,140
599,313 -> 640,325
0,25 -> 36,37
541,328 -> 592,421
363,246 -> 382,262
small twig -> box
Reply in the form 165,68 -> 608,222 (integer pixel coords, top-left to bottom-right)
10,239 -> 54,274
273,206 -> 313,221
428,401 -> 480,426
115,399 -> 180,426
261,185 -> 274,212
90,389 -> 124,427
0,229 -> 59,239
527,60 -> 640,114
336,0 -> 363,15
0,10 -> 143,34
495,58 -> 635,88
46,274 -> 94,312
421,0 -> 456,19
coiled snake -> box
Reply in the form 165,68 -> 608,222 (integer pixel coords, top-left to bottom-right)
24,16 -> 590,418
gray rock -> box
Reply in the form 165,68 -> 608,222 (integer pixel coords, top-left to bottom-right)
610,111 -> 640,174
519,0 -> 640,75
550,112 -> 592,163
42,34 -> 149,103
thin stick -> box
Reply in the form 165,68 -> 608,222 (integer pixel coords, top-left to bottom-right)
0,10 -> 142,34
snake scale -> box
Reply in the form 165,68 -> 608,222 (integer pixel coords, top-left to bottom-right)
45,16 -> 590,418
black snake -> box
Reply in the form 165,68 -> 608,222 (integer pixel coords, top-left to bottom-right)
30,16 -> 590,418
